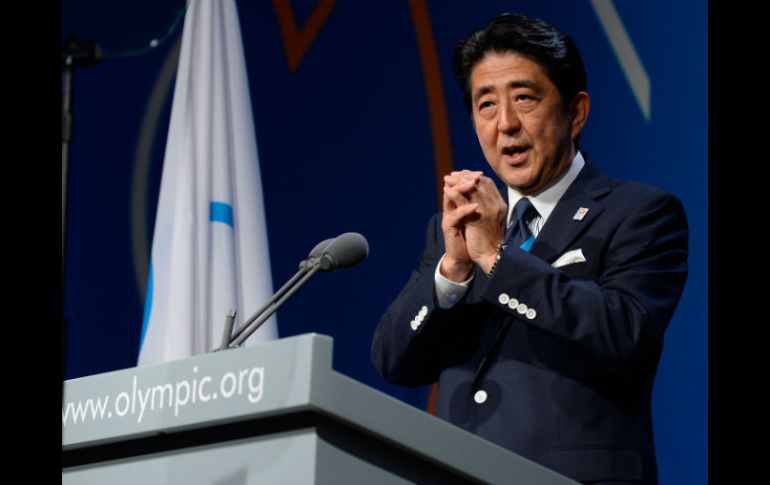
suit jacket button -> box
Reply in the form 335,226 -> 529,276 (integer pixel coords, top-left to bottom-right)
507,298 -> 519,310
419,305 -> 428,317
516,303 -> 528,314
526,308 -> 537,320
474,390 -> 488,404
410,320 -> 419,330
498,293 -> 510,305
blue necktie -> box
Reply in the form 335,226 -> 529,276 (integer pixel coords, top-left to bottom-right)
505,197 -> 538,251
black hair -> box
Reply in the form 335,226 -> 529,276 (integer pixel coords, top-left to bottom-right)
452,13 -> 587,114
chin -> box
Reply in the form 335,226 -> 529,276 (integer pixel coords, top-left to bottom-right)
500,170 -> 533,190
504,179 -> 531,192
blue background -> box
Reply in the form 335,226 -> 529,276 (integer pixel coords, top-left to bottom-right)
62,1 -> 707,483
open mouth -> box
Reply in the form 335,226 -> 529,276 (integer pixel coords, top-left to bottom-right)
502,146 -> 529,164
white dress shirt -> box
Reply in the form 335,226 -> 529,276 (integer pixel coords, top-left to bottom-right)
434,151 -> 586,308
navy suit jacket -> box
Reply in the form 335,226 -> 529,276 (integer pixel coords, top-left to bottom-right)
371,159 -> 688,484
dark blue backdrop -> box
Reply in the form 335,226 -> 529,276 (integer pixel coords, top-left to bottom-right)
63,1 -> 707,483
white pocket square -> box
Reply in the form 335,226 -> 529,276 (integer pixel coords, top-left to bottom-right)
551,249 -> 586,268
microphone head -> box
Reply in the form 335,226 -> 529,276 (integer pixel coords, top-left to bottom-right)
319,232 -> 369,271
299,238 -> 334,270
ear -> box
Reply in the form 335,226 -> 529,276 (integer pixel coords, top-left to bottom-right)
569,91 -> 590,140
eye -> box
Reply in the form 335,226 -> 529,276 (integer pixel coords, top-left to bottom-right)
479,100 -> 494,110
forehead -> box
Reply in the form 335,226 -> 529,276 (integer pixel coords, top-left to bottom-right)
470,51 -> 553,94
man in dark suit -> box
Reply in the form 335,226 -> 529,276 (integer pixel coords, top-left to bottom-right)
371,13 -> 688,485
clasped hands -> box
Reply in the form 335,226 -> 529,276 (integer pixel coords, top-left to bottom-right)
440,170 -> 507,282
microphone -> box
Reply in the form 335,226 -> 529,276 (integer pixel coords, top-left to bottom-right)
222,232 -> 369,349
318,232 -> 369,271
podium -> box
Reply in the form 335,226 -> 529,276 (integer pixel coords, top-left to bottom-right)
62,334 -> 578,484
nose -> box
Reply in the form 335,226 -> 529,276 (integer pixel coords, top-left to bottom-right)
498,99 -> 520,135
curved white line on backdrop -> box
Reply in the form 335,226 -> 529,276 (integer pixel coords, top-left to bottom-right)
590,0 -> 651,120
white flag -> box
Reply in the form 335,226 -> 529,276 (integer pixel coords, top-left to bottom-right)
138,0 -> 276,365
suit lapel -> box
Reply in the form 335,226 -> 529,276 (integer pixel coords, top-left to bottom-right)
529,158 -> 612,264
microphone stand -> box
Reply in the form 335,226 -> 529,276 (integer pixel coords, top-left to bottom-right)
216,259 -> 322,350
62,38 -> 101,277
62,38 -> 100,400
215,232 -> 367,350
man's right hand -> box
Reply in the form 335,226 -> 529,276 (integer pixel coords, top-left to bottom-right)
461,175 -> 507,274
440,170 -> 483,282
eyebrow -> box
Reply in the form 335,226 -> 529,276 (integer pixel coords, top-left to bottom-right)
472,80 -> 538,104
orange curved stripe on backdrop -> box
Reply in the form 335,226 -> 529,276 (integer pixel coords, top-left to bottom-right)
273,0 -> 338,72
408,0 -> 454,416
408,0 -> 454,211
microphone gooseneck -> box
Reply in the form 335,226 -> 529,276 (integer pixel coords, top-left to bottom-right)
222,232 -> 369,349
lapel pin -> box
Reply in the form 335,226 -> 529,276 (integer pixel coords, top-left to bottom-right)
573,207 -> 589,221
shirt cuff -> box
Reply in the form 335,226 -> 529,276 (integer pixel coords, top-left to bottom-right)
434,254 -> 474,309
